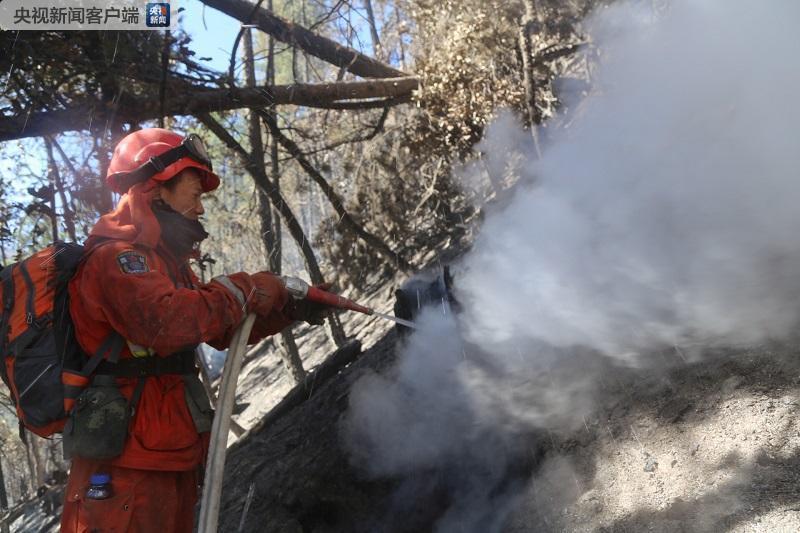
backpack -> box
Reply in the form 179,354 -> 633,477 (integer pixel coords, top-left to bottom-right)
0,242 -> 119,438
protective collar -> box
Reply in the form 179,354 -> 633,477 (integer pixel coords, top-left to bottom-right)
151,200 -> 209,259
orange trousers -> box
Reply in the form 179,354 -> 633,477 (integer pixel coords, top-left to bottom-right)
60,457 -> 199,533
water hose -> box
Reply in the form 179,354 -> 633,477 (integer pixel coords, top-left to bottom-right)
197,313 -> 256,533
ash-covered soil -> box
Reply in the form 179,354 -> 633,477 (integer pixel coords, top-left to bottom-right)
509,345 -> 800,533
221,337 -> 800,533
218,330 -> 405,533
15,329 -> 800,533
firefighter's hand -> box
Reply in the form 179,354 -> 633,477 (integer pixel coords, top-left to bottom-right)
247,272 -> 290,317
286,283 -> 333,326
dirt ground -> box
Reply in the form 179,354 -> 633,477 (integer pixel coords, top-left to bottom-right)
17,340 -> 800,533
218,321 -> 800,533
507,345 -> 800,533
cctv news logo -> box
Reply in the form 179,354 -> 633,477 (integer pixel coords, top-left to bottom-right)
145,2 -> 169,27
0,0 -> 176,30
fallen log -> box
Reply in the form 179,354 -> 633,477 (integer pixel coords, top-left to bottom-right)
0,78 -> 420,142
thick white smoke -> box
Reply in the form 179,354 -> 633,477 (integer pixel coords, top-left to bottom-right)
345,1 -> 800,531
462,0 -> 800,359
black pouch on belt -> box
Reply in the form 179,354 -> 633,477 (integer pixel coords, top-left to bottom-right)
63,375 -> 145,460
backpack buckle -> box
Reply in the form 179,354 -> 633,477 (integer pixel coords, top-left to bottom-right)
25,313 -> 33,325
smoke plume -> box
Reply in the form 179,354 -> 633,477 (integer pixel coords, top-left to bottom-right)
345,1 -> 800,531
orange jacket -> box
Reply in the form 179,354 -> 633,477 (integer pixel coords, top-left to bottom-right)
68,183 -> 291,471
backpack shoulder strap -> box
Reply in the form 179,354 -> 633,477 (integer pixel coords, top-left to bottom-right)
1,264 -> 15,314
17,261 -> 36,325
0,264 -> 15,355
70,238 -> 129,370
82,332 -> 125,376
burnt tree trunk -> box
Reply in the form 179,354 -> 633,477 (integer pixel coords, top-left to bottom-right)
44,138 -> 77,242
0,457 -> 8,510
0,458 -> 7,533
39,140 -> 60,244
364,0 -> 382,58
47,177 -> 58,244
92,131 -> 117,215
158,31 -> 171,128
519,0 -> 543,158
22,436 -> 38,496
277,326 -> 305,385
244,29 -> 308,384
265,5 -> 282,275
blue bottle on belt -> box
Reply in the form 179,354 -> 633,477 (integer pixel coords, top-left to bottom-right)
85,473 -> 113,500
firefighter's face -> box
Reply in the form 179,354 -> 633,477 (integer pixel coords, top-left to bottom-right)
159,169 -> 205,220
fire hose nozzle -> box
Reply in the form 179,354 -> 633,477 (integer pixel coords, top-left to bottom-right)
279,276 -> 418,329
280,276 -> 374,315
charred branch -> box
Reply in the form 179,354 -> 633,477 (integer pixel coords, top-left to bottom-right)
0,77 -> 420,142
534,41 -> 584,66
289,106 -> 390,159
363,0 -> 383,58
199,0 -> 407,79
259,109 -> 413,273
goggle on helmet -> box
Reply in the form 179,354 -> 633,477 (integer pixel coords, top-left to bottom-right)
108,134 -> 214,194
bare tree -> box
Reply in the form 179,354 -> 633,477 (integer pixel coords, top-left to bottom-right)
44,138 -> 77,242
260,110 -> 413,273
199,114 -> 324,281
201,113 -> 349,348
364,0 -> 383,58
519,0 -> 543,157
265,0 -> 281,274
245,28 -> 307,383
0,453 -> 9,533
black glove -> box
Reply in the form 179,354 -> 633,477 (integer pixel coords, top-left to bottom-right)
286,282 -> 334,325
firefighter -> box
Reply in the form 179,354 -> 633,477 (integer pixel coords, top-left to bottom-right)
60,128 -> 318,532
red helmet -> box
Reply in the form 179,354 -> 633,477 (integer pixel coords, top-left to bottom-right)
106,128 -> 220,194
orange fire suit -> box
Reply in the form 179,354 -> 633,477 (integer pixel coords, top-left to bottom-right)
61,183 -> 292,532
